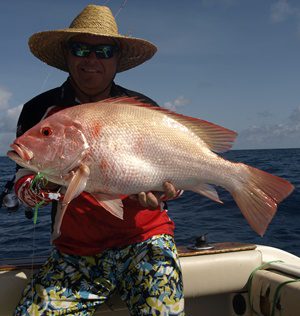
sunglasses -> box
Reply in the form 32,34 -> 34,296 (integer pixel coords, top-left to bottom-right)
68,42 -> 119,59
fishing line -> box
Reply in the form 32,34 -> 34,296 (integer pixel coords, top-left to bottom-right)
38,68 -> 53,94
29,173 -> 48,304
30,218 -> 37,305
100,0 -> 128,17
114,0 -> 128,18
30,200 -> 45,304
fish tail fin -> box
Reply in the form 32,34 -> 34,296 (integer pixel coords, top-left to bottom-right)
230,164 -> 294,236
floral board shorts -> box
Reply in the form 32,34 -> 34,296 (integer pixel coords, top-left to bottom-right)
14,234 -> 184,315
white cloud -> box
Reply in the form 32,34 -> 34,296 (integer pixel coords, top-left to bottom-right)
0,87 -> 22,156
201,0 -> 238,7
0,132 -> 16,157
163,96 -> 190,111
256,110 -> 274,119
0,104 -> 22,134
271,0 -> 294,23
270,0 -> 300,34
288,105 -> 300,123
0,87 -> 12,111
235,106 -> 300,149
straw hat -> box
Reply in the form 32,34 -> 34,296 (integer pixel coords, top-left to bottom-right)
28,5 -> 157,73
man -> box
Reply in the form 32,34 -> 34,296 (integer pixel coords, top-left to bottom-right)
14,4 -> 184,316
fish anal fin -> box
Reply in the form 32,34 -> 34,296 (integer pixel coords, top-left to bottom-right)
193,183 -> 223,204
92,193 -> 125,220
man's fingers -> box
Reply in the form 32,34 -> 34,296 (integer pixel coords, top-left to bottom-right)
139,192 -> 159,209
132,182 -> 179,208
161,181 -> 177,200
145,192 -> 159,209
138,192 -> 148,208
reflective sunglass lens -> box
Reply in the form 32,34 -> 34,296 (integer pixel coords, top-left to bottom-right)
69,42 -> 117,59
95,46 -> 114,59
69,43 -> 90,57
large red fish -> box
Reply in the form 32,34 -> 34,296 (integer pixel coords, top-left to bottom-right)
7,97 -> 294,239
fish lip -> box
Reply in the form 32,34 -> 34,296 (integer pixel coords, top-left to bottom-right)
8,143 -> 34,162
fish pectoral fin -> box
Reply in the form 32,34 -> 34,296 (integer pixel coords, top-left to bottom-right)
92,193 -> 124,220
52,164 -> 90,241
64,164 -> 90,204
192,183 -> 223,204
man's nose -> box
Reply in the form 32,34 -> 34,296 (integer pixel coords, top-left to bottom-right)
86,51 -> 98,60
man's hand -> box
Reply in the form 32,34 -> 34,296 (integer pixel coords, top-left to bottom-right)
130,182 -> 181,209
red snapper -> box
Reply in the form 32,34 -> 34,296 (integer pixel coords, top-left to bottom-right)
7,97 -> 294,239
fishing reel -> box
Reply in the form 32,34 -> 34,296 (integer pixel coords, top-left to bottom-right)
0,177 -> 20,212
1,192 -> 20,212
1,181 -> 34,218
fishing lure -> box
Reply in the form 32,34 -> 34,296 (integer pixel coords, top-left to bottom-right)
29,172 -> 62,224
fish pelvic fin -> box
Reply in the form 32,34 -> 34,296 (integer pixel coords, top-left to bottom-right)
192,183 -> 223,204
91,193 -> 125,220
52,164 -> 90,241
231,164 -> 294,237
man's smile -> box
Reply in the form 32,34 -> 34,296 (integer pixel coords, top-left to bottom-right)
80,66 -> 102,73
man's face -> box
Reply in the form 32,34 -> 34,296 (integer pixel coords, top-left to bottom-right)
65,35 -> 119,96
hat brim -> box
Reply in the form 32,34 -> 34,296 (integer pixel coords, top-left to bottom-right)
29,29 -> 157,73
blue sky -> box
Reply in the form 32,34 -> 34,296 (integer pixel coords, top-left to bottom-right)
0,0 -> 300,155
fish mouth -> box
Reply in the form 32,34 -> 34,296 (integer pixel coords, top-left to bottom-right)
7,143 -> 34,162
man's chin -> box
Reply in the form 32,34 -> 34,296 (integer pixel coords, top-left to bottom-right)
81,84 -> 112,98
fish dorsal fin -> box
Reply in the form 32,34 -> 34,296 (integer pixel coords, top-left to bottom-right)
101,97 -> 237,153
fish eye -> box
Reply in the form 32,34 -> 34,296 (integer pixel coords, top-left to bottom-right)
41,127 -> 53,137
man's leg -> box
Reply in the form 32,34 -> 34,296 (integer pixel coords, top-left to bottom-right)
118,235 -> 185,316
14,249 -> 116,316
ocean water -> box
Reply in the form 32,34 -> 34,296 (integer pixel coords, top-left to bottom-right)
0,148 -> 299,260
